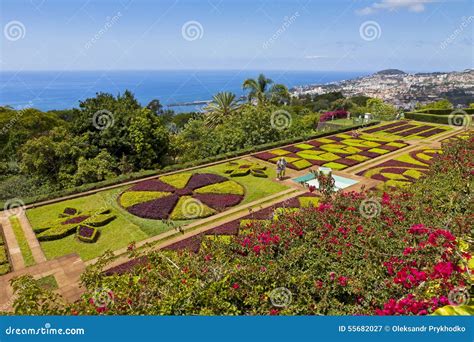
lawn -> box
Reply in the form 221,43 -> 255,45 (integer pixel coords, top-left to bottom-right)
9,216 -> 35,267
26,159 -> 289,261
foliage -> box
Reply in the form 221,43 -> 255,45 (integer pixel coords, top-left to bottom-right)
242,74 -> 289,106
416,99 -> 453,111
204,92 -> 241,128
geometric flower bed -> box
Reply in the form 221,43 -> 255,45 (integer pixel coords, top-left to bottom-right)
0,229 -> 11,275
119,173 -> 245,220
105,192 -> 320,275
224,161 -> 268,178
34,207 -> 116,243
252,132 -> 408,171
160,192 -> 320,254
356,148 -> 442,188
362,120 -> 451,140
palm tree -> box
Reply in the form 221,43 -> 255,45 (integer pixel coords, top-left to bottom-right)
204,92 -> 241,128
242,74 -> 290,106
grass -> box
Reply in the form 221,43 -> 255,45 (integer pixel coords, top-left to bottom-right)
26,159 -> 289,261
9,216 -> 35,267
35,275 -> 59,290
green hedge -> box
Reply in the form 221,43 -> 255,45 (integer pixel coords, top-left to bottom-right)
411,108 -> 474,115
0,263 -> 10,275
0,122 -> 379,209
405,112 -> 473,125
0,247 -> 8,265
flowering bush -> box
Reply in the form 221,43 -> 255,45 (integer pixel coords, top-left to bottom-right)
319,110 -> 348,122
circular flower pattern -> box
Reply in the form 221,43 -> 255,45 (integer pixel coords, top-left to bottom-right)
119,173 -> 245,220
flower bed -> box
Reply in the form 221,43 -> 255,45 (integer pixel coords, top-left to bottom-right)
253,130 -> 408,171
361,120 -> 451,139
0,230 -> 11,275
120,173 -> 245,220
77,225 -> 99,243
35,207 -> 116,243
357,148 -> 442,187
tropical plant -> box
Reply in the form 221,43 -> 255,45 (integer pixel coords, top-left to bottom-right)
204,92 -> 241,128
242,74 -> 289,106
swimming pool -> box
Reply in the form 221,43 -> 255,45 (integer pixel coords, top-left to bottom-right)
293,173 -> 359,190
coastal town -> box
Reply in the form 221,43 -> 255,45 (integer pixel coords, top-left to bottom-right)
292,69 -> 474,110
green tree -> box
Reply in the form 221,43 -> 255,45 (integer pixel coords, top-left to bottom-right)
417,99 -> 453,110
242,74 -> 289,106
73,150 -> 116,185
204,92 -> 241,128
366,98 -> 397,120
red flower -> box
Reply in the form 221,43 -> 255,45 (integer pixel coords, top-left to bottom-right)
269,309 -> 280,315
338,276 -> 348,287
232,282 -> 240,289
431,262 -> 453,279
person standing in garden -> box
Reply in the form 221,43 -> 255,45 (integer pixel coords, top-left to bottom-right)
276,157 -> 287,180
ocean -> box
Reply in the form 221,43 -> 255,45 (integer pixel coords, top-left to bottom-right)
0,70 -> 368,112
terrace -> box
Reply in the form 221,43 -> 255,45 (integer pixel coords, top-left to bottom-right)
0,120 -> 465,311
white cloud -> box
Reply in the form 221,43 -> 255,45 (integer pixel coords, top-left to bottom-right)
356,0 -> 436,15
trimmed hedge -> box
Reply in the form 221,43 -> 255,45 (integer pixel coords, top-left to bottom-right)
0,247 -> 8,265
0,122 -> 379,209
0,263 -> 10,276
77,225 -> 99,243
411,108 -> 474,115
407,113 -> 473,125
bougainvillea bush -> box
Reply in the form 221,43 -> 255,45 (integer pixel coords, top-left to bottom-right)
10,134 -> 473,316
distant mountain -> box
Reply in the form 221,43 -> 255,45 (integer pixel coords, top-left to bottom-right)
375,69 -> 407,76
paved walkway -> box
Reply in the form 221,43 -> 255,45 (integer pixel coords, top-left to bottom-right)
0,254 -> 85,312
0,215 -> 25,271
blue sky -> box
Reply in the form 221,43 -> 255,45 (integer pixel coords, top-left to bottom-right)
0,0 -> 472,72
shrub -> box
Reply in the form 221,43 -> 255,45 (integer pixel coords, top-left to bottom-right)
119,191 -> 170,208
0,247 -> 8,264
77,225 -> 99,243
194,181 -> 245,195
0,263 -> 10,275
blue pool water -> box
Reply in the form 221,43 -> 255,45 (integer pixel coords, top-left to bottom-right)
293,173 -> 359,190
